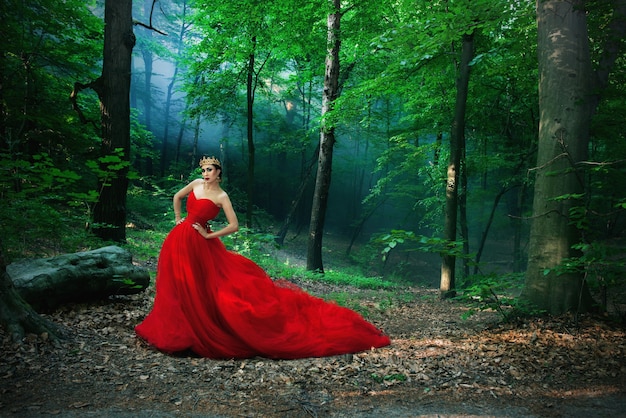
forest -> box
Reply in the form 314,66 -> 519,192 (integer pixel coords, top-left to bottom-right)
2,0 -> 625,314
1,0 -> 626,415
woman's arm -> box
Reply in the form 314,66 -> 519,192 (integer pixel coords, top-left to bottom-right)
173,180 -> 198,224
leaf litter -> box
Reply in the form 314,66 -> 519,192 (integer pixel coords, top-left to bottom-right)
1,277 -> 625,417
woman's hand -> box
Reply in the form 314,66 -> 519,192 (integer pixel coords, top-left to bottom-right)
176,217 -> 185,225
192,222 -> 209,238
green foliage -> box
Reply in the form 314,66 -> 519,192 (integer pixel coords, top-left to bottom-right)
322,269 -> 397,290
0,152 -> 101,260
122,183 -> 176,261
111,276 -> 145,290
0,199 -> 101,261
87,149 -> 137,185
1,0 -> 102,156
324,292 -> 370,315
364,139 -> 446,233
223,227 -> 277,257
372,230 -> 467,261
0,153 -> 82,199
326,291 -> 400,317
256,254 -> 398,292
0,0 -> 108,259
456,272 -> 542,321
119,187 -> 404,318
130,109 -> 159,165
370,373 -> 407,384
542,240 -> 626,314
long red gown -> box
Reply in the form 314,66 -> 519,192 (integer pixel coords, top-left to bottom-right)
135,191 -> 390,359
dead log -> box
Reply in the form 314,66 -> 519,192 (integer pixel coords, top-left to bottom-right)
7,246 -> 150,311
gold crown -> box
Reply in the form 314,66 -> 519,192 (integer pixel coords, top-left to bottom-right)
199,156 -> 221,167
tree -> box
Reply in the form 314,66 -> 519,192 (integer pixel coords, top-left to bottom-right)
440,32 -> 474,298
306,0 -> 342,272
0,0 -> 101,343
72,0 -> 135,242
92,0 -> 135,242
140,0 -> 155,135
186,0 -> 285,227
523,0 -> 626,314
1,0 -> 101,159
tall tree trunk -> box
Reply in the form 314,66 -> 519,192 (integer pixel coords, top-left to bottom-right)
162,1 -> 189,175
141,0 -> 153,133
459,143 -> 469,280
92,0 -> 135,243
307,0 -> 341,273
297,76 -> 314,231
160,64 -> 176,176
245,38 -> 256,228
523,0 -> 595,314
440,32 -> 473,298
175,115 -> 187,167
474,186 -> 509,274
141,0 -> 155,178
523,0 -> 626,315
191,115 -> 201,168
172,0 -> 189,169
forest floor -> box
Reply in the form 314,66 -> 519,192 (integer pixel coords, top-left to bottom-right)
1,243 -> 625,417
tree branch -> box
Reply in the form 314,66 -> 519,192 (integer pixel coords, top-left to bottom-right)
69,79 -> 102,130
132,0 -> 168,35
133,19 -> 168,36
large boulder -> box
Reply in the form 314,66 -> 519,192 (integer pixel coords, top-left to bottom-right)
7,245 -> 150,311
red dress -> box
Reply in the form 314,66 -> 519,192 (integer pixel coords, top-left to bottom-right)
135,191 -> 390,359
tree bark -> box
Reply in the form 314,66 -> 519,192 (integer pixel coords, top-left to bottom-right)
164,1 -> 190,174
523,0 -> 594,314
246,38 -> 257,228
142,0 -> 154,133
7,246 -> 149,312
440,32 -> 473,298
92,0 -> 135,242
307,0 -> 341,273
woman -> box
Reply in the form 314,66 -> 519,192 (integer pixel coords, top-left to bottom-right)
135,156 -> 390,359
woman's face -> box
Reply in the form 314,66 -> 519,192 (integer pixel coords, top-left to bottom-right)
201,164 -> 220,183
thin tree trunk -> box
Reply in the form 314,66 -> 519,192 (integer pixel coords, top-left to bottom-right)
296,76 -> 314,231
275,146 -> 319,246
512,183 -> 525,272
346,197 -> 386,256
161,64 -> 177,175
175,116 -> 187,167
307,0 -> 341,272
142,0 -> 153,133
245,38 -> 256,228
440,32 -> 473,298
163,3 -> 189,174
191,115 -> 201,169
459,142 -> 469,280
474,186 -> 509,274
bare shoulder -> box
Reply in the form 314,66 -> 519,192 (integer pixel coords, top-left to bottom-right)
215,189 -> 232,207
